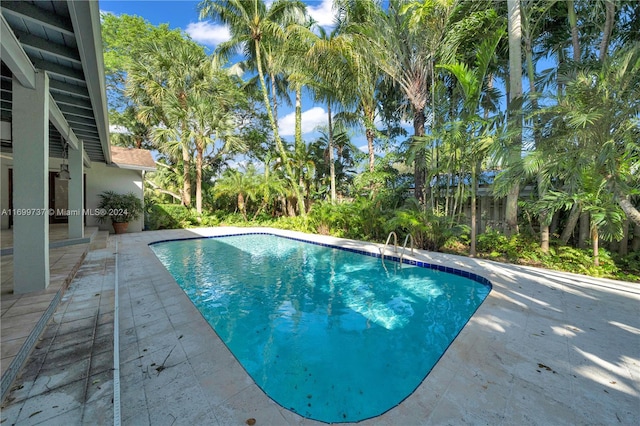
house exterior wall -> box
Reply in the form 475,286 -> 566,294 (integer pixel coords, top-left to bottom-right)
85,162 -> 144,233
0,154 -> 144,233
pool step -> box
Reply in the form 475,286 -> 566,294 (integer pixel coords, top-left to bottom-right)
90,230 -> 110,250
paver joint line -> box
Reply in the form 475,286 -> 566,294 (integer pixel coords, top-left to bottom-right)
113,238 -> 122,426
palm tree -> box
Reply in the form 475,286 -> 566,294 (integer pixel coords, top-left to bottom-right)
439,29 -> 504,256
198,0 -> 308,216
548,44 -> 640,228
188,73 -> 247,214
286,20 -> 355,203
253,155 -> 287,218
127,37 -> 209,207
505,0 -> 523,236
309,128 -> 357,200
333,0 -> 384,173
214,166 -> 260,220
109,105 -> 152,149
373,0 -> 454,203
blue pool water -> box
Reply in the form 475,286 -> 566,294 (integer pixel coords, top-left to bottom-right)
151,234 -> 490,423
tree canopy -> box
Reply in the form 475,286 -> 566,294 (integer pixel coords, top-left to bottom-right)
103,0 -> 640,278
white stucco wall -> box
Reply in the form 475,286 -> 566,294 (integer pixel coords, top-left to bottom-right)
85,162 -> 144,233
0,154 -> 144,233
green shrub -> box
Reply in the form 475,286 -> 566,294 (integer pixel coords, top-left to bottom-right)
97,191 -> 143,223
542,246 -> 619,277
476,229 -> 541,263
145,203 -> 212,230
612,251 -> 640,278
274,216 -> 314,233
308,199 -> 389,241
387,201 -> 469,251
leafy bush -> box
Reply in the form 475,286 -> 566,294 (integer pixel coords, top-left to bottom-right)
97,191 -> 143,223
476,229 -> 542,263
542,246 -> 620,277
611,251 -> 640,282
386,200 -> 469,251
145,203 -> 218,230
475,229 -> 638,281
308,199 -> 390,241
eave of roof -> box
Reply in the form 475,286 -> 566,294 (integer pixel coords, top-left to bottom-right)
110,145 -> 156,171
67,0 -> 110,164
1,0 -> 111,164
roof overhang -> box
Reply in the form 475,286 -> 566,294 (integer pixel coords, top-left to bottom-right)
109,145 -> 156,172
110,163 -> 157,172
1,0 -> 111,164
0,13 -> 35,89
66,0 -> 110,164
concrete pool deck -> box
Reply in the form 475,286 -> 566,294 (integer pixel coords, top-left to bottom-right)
1,227 -> 639,425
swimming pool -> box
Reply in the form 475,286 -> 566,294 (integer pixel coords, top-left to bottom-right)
150,233 -> 491,423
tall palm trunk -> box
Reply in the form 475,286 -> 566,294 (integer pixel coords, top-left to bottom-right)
254,39 -> 306,216
617,195 -> 640,228
195,140 -> 203,214
295,86 -> 304,192
413,109 -> 426,204
567,0 -> 580,62
181,120 -> 191,207
238,192 -> 247,221
470,160 -> 478,257
327,101 -> 336,203
366,128 -> 375,172
364,105 -> 376,173
632,226 -> 640,252
591,223 -> 599,267
525,27 -> 548,252
271,72 -> 279,122
599,1 -> 616,61
295,86 -> 303,150
619,220 -> 629,255
561,203 -> 582,244
579,212 -> 590,249
506,0 -> 523,236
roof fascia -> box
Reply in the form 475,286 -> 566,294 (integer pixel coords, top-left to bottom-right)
1,13 -> 36,89
66,1 -> 111,164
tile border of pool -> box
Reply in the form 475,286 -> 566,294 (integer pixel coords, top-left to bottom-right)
149,232 -> 493,291
148,231 -> 494,423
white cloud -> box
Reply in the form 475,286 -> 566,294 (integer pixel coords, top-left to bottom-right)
308,0 -> 336,27
278,107 -> 327,136
109,125 -> 129,134
185,21 -> 231,47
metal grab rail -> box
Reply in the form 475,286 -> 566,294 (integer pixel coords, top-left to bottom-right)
380,231 -> 398,260
381,232 -> 415,266
399,233 -> 415,263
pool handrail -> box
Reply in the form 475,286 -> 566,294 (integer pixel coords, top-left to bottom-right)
399,233 -> 415,263
380,231 -> 398,260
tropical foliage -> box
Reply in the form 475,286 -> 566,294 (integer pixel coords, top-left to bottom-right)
102,0 -> 640,281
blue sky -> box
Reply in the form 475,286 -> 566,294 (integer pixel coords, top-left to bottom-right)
100,0 -> 350,148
